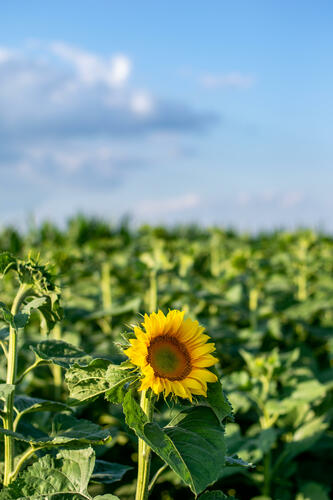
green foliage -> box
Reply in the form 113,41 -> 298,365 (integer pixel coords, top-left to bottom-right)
65,359 -> 137,405
0,413 -> 111,447
1,222 -> 332,499
29,339 -> 91,368
0,447 -> 120,499
123,390 -> 227,495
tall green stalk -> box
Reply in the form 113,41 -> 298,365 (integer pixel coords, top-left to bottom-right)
149,269 -> 157,313
3,283 -> 32,486
100,261 -> 112,334
135,390 -> 154,500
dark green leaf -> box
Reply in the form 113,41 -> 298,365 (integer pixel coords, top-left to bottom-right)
0,327 -> 9,340
0,413 -> 111,446
14,395 -> 71,418
30,339 -> 91,368
123,391 -> 226,495
197,369 -> 233,423
91,460 -> 132,484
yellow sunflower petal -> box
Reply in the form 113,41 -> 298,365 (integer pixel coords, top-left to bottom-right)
125,310 -> 218,401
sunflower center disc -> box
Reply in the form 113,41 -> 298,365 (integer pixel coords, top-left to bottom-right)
147,335 -> 191,380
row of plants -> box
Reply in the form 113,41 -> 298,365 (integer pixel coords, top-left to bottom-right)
0,217 -> 332,499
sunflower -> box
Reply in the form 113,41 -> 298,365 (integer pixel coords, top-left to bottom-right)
124,310 -> 218,401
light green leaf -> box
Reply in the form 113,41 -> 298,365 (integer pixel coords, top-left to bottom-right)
123,391 -> 226,495
30,339 -> 91,368
66,359 -> 137,405
91,460 -> 132,484
105,365 -> 137,403
0,383 -> 15,403
0,447 -> 95,499
66,358 -> 112,404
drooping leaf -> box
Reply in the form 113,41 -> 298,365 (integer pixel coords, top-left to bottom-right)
30,339 -> 91,368
91,460 -> 132,484
0,413 -> 111,447
123,390 -> 226,495
14,395 -> 71,418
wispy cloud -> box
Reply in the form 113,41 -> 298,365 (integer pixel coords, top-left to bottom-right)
137,193 -> 200,218
200,72 -> 255,89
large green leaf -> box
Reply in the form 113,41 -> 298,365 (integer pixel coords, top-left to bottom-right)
0,414 -> 111,447
65,359 -> 113,404
123,391 -> 226,495
65,358 -> 137,405
29,339 -> 91,368
0,447 -> 95,499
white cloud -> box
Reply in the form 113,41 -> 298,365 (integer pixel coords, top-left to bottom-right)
50,42 -> 131,87
200,72 -> 255,89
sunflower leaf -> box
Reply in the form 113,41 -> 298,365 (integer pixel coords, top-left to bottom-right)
123,390 -> 226,495
0,447 -> 95,499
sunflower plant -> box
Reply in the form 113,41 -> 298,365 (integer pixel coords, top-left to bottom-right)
66,309 -> 250,499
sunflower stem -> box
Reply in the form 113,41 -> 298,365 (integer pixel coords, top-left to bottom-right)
3,283 -> 32,486
135,389 -> 154,500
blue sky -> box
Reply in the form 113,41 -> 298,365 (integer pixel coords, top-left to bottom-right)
1,1 -> 332,230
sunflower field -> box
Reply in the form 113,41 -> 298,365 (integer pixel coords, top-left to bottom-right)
0,216 -> 332,500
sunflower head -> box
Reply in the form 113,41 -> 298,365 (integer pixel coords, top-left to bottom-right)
124,310 -> 218,401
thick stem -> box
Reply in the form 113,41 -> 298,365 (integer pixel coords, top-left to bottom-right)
10,446 -> 42,482
51,324 -> 63,400
3,283 -> 32,486
135,390 -> 154,500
